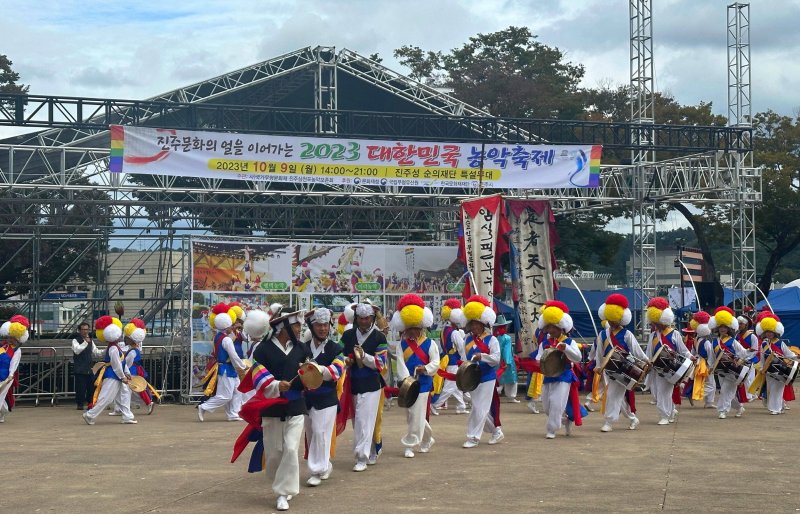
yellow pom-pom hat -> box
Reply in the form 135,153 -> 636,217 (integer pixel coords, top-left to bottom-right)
708,306 -> 739,332
441,298 -> 467,328
123,318 -> 147,344
598,293 -> 631,326
537,300 -> 573,332
95,315 -> 123,343
390,294 -> 433,332
7,314 -> 30,344
690,311 -> 712,337
646,297 -> 674,326
756,312 -> 784,337
462,295 -> 497,327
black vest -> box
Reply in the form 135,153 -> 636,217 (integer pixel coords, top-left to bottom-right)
253,338 -> 310,418
304,339 -> 344,411
341,328 -> 387,394
73,336 -> 94,375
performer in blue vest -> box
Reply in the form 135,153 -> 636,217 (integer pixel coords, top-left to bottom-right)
691,311 -> 717,408
535,301 -> 583,439
755,312 -> 798,415
431,298 -> 468,415
391,294 -> 440,458
736,314 -> 759,401
199,303 -> 247,422
83,316 -> 136,425
0,315 -> 29,423
461,295 -> 503,448
302,308 -> 345,486
709,307 -> 752,419
596,294 -> 647,432
645,297 -> 695,426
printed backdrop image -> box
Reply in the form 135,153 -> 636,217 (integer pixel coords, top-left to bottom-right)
293,244 -> 386,293
192,240 -> 292,293
383,246 -> 463,294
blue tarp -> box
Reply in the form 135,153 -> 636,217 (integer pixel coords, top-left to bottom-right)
756,287 -> 800,345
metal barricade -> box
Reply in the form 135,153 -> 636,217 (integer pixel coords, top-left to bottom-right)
141,345 -> 182,402
16,347 -> 63,406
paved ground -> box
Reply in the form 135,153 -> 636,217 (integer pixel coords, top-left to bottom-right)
3,391 -> 800,513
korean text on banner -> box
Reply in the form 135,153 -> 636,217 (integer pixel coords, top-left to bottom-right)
460,195 -> 504,300
507,200 -> 558,355
109,125 -> 602,190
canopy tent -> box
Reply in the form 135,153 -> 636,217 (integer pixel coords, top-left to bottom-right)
756,286 -> 800,344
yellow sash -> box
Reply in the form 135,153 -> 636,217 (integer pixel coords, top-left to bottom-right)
692,357 -> 709,401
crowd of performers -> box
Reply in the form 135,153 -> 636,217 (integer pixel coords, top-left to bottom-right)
1,289 -> 797,511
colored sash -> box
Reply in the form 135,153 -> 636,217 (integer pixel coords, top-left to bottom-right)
659,330 -> 676,351
404,338 -> 430,366
472,336 -> 490,354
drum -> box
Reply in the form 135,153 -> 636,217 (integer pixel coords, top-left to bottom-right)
652,346 -> 694,385
298,361 -> 324,390
91,362 -> 106,375
127,375 -> 147,393
603,349 -> 651,391
397,376 -> 421,408
236,359 -> 252,381
766,357 -> 799,385
540,348 -> 568,377
456,361 -> 480,392
715,352 -> 751,385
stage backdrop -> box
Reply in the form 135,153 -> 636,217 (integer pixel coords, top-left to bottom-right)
111,125 -> 602,190
189,239 -> 463,395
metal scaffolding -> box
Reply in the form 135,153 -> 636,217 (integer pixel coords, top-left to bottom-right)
0,43 -> 761,399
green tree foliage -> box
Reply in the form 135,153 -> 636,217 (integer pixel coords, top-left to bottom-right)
0,54 -> 28,95
395,26 -> 586,119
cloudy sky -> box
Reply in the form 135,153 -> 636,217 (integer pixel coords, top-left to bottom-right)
1,0 -> 797,125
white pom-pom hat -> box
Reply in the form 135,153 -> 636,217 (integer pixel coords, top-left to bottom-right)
598,293 -> 632,326
756,312 -> 784,337
707,306 -> 739,332
537,300 -> 573,333
690,311 -> 712,338
646,297 -> 674,326
462,295 -> 497,327
243,309 -> 271,341
390,294 -> 433,332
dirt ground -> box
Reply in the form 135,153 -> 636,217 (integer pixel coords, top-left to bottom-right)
3,391 -> 800,513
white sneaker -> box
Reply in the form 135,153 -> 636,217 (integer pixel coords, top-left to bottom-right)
657,418 -> 670,425
718,412 -> 727,419
704,403 -> 717,409
455,408 -> 470,415
108,411 -> 121,416
404,448 -> 415,458
121,419 -> 138,424
629,417 -> 640,430
668,410 -> 678,423
353,461 -> 367,472
320,464 -> 332,480
277,495 -> 289,511
584,401 -> 596,413
367,452 -> 378,465
462,438 -> 478,448
527,400 -> 540,414
197,406 -> 204,422
784,401 -> 791,410
649,399 -> 657,405
430,405 -> 440,416
82,412 -> 95,425
419,437 -> 434,453
488,429 -> 504,445
306,475 -> 321,487
735,406 -> 745,418
510,398 -> 520,403
565,421 -> 572,436
600,423 -> 612,433
147,403 -> 154,415
545,432 -> 556,439
227,417 -> 244,422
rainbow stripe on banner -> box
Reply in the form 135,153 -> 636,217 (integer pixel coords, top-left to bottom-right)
109,125 -> 124,173
588,146 -> 602,187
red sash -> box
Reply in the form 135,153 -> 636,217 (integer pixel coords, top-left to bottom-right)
659,330 -> 676,351
406,338 -> 429,365
473,336 -> 490,354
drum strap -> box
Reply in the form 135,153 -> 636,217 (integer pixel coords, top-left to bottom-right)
659,330 -> 676,351
405,339 -> 430,365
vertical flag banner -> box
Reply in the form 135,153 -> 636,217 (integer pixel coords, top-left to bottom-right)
507,199 -> 559,355
459,194 -> 505,300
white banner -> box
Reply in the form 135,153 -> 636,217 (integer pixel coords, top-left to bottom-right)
508,200 -> 557,354
460,195 -> 503,299
109,125 -> 602,190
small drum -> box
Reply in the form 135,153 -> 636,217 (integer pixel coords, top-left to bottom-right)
766,357 -> 799,385
603,349 -> 651,391
298,361 -> 324,390
456,361 -> 480,392
236,359 -> 253,381
127,375 -> 147,393
540,348 -> 568,377
91,362 -> 106,375
397,376 -> 421,408
652,346 -> 694,385
715,352 -> 751,385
